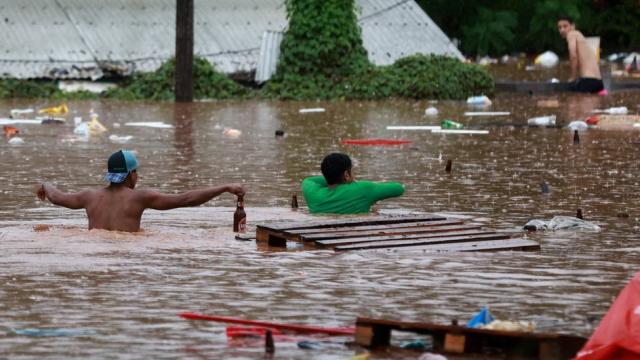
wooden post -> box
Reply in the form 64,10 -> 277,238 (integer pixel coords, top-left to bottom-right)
175,0 -> 194,102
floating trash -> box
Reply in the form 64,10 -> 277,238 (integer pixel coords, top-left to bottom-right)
467,307 -> 494,329
424,107 -> 439,116
8,136 -> 24,145
432,129 -> 489,135
535,51 -> 559,68
464,111 -> 510,116
124,122 -> 173,128
10,108 -> 34,117
223,128 -> 242,138
38,103 -> 68,116
0,118 -> 42,125
108,134 -> 133,144
466,95 -> 492,106
299,108 -> 326,114
11,328 -> 96,337
592,106 -> 628,115
523,216 -> 601,232
386,125 -> 441,131
567,120 -> 588,131
3,125 -> 19,137
537,99 -> 560,108
527,115 -> 556,127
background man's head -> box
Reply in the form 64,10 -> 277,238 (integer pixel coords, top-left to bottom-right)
557,15 -> 575,38
105,150 -> 139,188
321,153 -> 353,185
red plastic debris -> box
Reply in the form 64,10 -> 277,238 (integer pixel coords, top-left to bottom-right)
585,116 -> 599,126
575,272 -> 640,359
341,138 -> 412,146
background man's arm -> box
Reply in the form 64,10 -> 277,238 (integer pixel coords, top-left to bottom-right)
567,33 -> 579,81
37,182 -> 89,209
368,181 -> 405,202
140,184 -> 245,210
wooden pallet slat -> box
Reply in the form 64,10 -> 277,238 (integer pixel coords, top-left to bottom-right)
316,228 -> 492,248
298,219 -> 465,241
264,214 -> 446,231
355,317 -> 586,359
333,233 -> 511,251
293,220 -> 466,235
358,238 -> 541,252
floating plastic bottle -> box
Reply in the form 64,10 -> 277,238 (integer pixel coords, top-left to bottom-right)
466,95 -> 492,106
527,115 -> 556,127
440,119 -> 464,129
424,107 -> 439,116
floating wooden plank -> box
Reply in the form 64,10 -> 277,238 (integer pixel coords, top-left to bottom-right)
298,220 -> 465,241
333,233 -> 511,251
355,317 -> 586,359
316,227 -> 488,248
360,238 -> 541,252
293,220 -> 461,235
263,215 -> 446,232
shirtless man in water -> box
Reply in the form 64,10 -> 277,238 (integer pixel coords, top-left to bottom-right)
557,15 -> 603,93
36,150 -> 245,232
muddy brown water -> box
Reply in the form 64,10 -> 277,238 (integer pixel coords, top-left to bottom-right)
1,92 -> 639,358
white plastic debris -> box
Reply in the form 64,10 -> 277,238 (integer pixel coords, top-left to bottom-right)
424,107 -> 439,116
73,122 -> 90,136
386,125 -> 441,131
0,118 -> 41,125
534,51 -> 559,68
567,120 -> 588,131
10,108 -> 34,117
73,117 -> 82,126
431,129 -> 489,135
549,78 -> 560,83
464,111 -> 510,116
108,134 -> 133,144
623,53 -> 640,65
524,216 -> 601,232
223,128 -> 242,138
299,108 -> 326,114
466,95 -> 492,106
634,123 -> 640,128
124,122 -> 173,128
527,115 -> 556,127
8,137 -> 24,145
592,107 -> 628,115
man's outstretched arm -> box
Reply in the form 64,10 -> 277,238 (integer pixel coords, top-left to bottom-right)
140,183 -> 246,210
37,182 -> 89,209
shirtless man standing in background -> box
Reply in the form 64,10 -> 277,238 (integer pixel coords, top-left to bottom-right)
557,15 -> 603,93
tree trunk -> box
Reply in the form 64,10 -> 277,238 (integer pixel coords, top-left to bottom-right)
175,0 -> 194,102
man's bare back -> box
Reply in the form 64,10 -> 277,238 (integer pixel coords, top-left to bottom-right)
37,150 -> 245,232
566,30 -> 601,80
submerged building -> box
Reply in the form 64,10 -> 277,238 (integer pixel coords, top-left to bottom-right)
0,0 -> 463,82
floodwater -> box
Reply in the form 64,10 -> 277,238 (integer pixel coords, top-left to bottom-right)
1,91 -> 640,359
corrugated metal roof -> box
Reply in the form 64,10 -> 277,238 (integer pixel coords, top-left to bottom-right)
0,0 -> 460,80
255,31 -> 283,84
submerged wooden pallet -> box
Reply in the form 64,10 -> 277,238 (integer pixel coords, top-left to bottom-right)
355,317 -> 587,360
255,214 -> 539,252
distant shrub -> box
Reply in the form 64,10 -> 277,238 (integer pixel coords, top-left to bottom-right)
104,56 -> 249,101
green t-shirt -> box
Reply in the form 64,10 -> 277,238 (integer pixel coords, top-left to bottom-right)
301,176 -> 404,214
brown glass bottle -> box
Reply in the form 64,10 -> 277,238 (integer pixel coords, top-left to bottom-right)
233,195 -> 246,233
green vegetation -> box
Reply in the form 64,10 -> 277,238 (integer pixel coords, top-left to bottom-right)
104,56 -> 249,101
0,79 -> 98,100
265,0 -> 492,100
418,0 -> 640,56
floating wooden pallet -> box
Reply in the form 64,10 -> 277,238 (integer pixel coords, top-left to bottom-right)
255,214 -> 539,251
355,317 -> 586,360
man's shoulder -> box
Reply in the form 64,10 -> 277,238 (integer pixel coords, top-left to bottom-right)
568,30 -> 584,39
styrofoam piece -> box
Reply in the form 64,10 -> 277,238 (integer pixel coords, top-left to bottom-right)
299,108 -> 326,113
386,125 -> 441,131
0,118 -> 42,125
124,122 -> 173,128
108,134 -> 133,143
464,111 -> 510,116
431,129 -> 489,134
8,137 -> 24,145
424,107 -> 439,116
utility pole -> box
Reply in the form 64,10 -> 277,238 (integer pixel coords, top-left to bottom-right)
175,0 -> 194,102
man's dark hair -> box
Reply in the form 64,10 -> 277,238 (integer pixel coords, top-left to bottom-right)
321,153 -> 352,185
557,15 -> 574,24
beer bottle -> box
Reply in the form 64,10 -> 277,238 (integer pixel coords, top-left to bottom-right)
291,194 -> 298,209
233,195 -> 246,233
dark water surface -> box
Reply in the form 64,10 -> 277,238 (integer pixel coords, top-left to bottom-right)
1,92 -> 639,358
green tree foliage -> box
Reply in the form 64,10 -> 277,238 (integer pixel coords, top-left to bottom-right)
417,0 -> 640,56
462,7 -> 517,56
266,0 -> 493,100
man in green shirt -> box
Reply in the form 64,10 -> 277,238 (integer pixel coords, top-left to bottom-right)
301,153 -> 404,214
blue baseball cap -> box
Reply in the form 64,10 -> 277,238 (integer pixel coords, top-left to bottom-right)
105,150 -> 138,184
